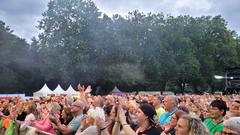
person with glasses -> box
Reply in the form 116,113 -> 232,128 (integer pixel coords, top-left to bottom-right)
204,100 -> 228,135
222,117 -> 240,135
50,100 -> 85,135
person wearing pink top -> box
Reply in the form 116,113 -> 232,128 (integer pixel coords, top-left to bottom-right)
35,102 -> 61,134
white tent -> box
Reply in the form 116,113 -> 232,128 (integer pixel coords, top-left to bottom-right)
53,84 -> 66,95
66,85 -> 78,95
33,84 -> 54,97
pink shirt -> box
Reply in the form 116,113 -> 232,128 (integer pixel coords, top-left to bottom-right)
35,114 -> 59,134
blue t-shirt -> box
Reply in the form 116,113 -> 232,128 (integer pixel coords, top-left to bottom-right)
68,114 -> 83,133
159,108 -> 178,125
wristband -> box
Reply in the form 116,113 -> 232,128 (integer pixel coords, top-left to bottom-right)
122,123 -> 129,127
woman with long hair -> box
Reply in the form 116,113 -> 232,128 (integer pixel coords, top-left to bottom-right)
175,114 -> 209,135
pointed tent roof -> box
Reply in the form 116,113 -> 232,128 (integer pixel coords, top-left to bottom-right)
110,86 -> 124,96
53,84 -> 66,95
111,86 -> 121,93
66,85 -> 78,95
33,83 -> 54,97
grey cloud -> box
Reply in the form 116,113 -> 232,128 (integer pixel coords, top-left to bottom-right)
0,0 -> 48,16
93,0 -> 167,16
0,0 -> 49,42
0,0 -> 239,42
212,0 -> 240,33
95,0 -> 239,34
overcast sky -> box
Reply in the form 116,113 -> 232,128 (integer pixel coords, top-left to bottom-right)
0,0 -> 239,43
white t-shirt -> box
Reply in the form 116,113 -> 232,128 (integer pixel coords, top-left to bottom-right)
21,113 -> 36,129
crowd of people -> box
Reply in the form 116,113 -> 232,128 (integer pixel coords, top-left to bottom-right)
0,84 -> 240,135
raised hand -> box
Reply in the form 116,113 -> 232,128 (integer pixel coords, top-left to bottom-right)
77,83 -> 85,92
117,105 -> 127,125
85,85 -> 92,93
118,96 -> 128,110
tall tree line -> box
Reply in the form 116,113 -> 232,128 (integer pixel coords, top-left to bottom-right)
0,0 -> 240,95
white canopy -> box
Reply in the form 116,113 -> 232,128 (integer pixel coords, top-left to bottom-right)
33,84 -> 54,97
53,84 -> 66,95
66,85 -> 78,95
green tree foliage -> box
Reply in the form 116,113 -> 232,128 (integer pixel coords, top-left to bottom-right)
0,21 -> 40,94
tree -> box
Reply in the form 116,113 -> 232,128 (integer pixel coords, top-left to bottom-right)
0,20 -> 37,93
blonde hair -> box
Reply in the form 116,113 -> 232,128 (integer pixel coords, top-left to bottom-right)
181,114 -> 209,135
